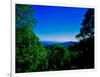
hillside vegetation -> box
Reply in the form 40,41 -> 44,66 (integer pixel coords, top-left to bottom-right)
16,4 -> 94,73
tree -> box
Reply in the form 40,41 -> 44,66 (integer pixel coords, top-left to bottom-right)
76,9 -> 94,40
16,4 -> 48,73
16,4 -> 36,29
47,45 -> 70,70
75,8 -> 94,68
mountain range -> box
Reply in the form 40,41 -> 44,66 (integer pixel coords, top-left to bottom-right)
40,41 -> 76,47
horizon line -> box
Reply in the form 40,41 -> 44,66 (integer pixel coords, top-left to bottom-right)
39,40 -> 78,42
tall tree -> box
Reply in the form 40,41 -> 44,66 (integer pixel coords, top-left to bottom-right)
16,4 -> 36,29
76,9 -> 94,40
75,8 -> 94,68
16,4 -> 48,73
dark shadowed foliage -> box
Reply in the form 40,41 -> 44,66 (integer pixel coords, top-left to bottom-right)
75,8 -> 94,68
16,4 -> 94,73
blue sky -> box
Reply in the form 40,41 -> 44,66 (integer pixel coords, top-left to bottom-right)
32,5 -> 88,42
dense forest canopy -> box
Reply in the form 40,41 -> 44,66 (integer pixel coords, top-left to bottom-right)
75,8 -> 94,68
16,4 -> 48,72
16,4 -> 94,73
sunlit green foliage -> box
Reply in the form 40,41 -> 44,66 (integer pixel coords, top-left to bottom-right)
16,4 -> 48,73
16,4 -> 94,73
16,27 -> 48,72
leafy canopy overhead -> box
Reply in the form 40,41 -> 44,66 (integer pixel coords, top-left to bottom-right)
16,4 -> 36,29
76,9 -> 94,40
16,4 -> 48,73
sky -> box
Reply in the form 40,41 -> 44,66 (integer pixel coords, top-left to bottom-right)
32,5 -> 88,42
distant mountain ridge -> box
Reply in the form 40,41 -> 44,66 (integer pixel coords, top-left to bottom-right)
40,41 -> 59,46
40,41 -> 76,47
58,41 -> 76,46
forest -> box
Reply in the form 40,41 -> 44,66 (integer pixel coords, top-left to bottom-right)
16,4 -> 94,73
